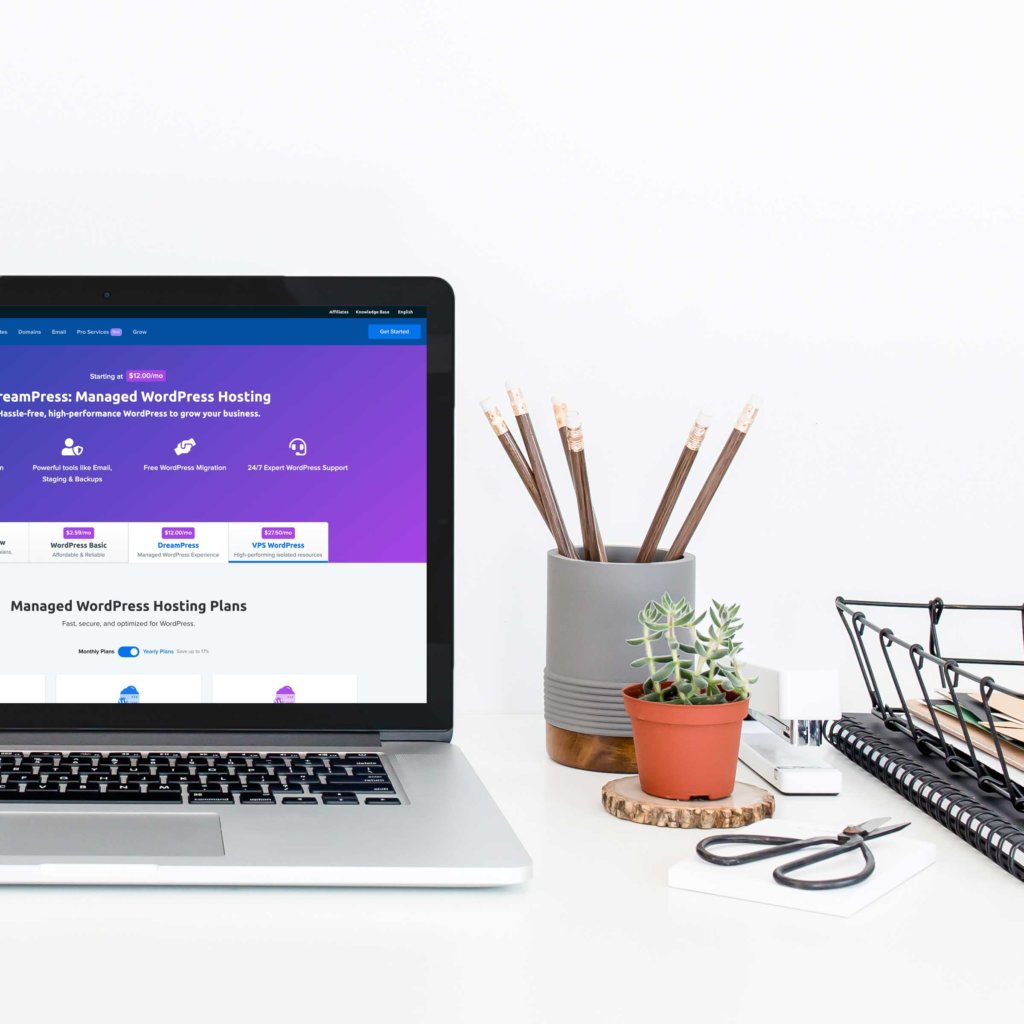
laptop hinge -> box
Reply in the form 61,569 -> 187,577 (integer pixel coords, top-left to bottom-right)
0,730 -> 382,750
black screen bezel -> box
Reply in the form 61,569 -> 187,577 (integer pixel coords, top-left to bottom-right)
0,277 -> 454,735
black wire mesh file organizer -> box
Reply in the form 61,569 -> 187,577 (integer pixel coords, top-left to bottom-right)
833,598 -> 1024,882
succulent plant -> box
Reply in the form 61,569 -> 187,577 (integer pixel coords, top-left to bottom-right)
626,594 -> 755,704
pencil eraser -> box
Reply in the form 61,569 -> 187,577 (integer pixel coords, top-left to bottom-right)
696,410 -> 712,427
551,396 -> 566,408
748,394 -> 763,410
566,409 -> 582,429
480,397 -> 499,412
504,380 -> 520,393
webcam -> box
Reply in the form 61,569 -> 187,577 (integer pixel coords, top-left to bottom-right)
102,290 -> 112,300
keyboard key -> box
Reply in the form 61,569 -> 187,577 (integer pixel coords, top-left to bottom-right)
342,754 -> 382,765
266,783 -> 304,793
5,772 -> 35,783
100,756 -> 135,768
226,752 -> 260,758
189,793 -> 234,804
106,783 -> 141,793
45,773 -> 78,784
69,752 -> 102,757
63,783 -> 101,793
281,797 -> 318,804
322,794 -> 359,805
240,793 -> 276,804
310,782 -> 395,794
146,783 -> 178,794
365,797 -> 402,804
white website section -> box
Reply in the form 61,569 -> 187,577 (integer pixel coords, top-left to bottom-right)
0,563 -> 426,704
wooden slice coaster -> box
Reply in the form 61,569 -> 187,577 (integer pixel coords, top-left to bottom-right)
546,723 -> 637,774
602,776 -> 774,829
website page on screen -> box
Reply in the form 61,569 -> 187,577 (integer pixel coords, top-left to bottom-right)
0,309 -> 427,705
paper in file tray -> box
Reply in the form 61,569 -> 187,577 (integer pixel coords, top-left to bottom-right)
834,598 -> 1024,882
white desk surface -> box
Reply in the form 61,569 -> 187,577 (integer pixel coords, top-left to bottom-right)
4,714 -> 1021,1022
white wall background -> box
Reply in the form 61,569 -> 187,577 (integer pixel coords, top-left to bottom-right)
2,1 -> 1023,713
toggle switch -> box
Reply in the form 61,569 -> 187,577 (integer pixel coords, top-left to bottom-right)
118,646 -> 140,659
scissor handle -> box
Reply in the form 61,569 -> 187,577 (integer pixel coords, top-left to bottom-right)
773,838 -> 876,890
696,833 -> 836,867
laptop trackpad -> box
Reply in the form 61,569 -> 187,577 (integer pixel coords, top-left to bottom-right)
0,813 -> 224,857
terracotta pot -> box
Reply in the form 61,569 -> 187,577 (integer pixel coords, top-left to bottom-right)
622,684 -> 749,800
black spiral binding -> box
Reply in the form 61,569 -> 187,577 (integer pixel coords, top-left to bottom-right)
826,717 -> 1024,881
834,596 -> 1024,883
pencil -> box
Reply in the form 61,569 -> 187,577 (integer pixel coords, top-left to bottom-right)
480,398 -> 548,525
506,382 -> 578,559
566,410 -> 607,562
555,396 -> 607,557
552,397 -> 572,470
636,411 -> 711,563
665,396 -> 761,561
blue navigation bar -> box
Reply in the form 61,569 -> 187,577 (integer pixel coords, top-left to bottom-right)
0,318 -> 427,347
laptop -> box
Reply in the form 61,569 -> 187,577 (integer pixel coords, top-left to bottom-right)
0,276 -> 531,886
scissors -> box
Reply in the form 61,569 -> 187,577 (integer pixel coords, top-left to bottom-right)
695,817 -> 911,891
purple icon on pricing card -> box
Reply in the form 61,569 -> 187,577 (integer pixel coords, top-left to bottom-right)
274,685 -> 296,704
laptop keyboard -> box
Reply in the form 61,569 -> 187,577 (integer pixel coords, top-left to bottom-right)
0,752 -> 400,805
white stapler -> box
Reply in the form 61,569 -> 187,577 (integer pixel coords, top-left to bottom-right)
738,662 -> 843,795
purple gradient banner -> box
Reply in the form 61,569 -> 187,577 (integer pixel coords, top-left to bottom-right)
0,344 -> 426,562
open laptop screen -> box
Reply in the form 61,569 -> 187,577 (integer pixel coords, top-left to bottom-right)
0,308 -> 427,707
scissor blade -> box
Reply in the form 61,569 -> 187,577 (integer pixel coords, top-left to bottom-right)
865,820 -> 911,840
853,816 -> 891,834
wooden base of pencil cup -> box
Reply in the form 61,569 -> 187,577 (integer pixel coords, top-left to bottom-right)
545,724 -> 637,774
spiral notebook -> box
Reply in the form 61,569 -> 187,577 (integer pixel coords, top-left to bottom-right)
826,714 -> 1024,882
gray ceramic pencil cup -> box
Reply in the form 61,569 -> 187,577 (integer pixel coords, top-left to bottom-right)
544,546 -> 696,768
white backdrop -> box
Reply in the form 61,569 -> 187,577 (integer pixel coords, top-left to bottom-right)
2,2 -> 1023,713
